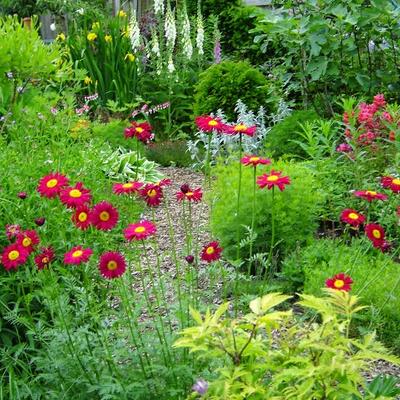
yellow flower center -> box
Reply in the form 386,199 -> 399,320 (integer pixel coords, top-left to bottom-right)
46,179 -> 58,188
334,279 -> 345,288
70,189 -> 82,198
22,238 -> 32,247
72,250 -> 83,258
147,189 -> 157,198
234,124 -> 247,131
365,190 -> 377,196
42,257 -> 49,264
208,120 -> 218,126
122,183 -> 134,189
348,213 -> 359,220
392,178 -> 400,185
206,246 -> 215,255
100,211 -> 110,221
8,250 -> 20,261
372,229 -> 381,239
107,260 -> 118,270
78,212 -> 88,222
249,157 -> 260,162
186,192 -> 194,197
134,226 -> 146,233
267,175 -> 279,182
136,127 -> 144,133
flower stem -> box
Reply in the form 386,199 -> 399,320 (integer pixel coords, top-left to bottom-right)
235,133 -> 243,261
265,187 -> 275,283
205,133 -> 212,188
248,165 -> 257,276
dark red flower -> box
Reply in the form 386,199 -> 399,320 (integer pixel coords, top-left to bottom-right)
34,217 -> 46,226
381,176 -> 400,194
195,115 -> 228,133
90,201 -> 119,231
16,230 -> 40,254
140,184 -> 163,207
1,244 -> 29,270
354,190 -> 387,202
200,241 -> 222,263
34,247 -> 55,270
176,187 -> 203,203
325,273 -> 353,292
60,182 -> 92,208
256,170 -> 291,192
340,209 -> 365,227
365,223 -> 385,246
18,192 -> 27,199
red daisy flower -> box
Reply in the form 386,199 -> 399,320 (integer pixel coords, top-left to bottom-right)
256,170 -> 291,191
176,187 -> 203,203
124,121 -> 153,144
1,244 -> 29,270
113,181 -> 142,195
156,178 -> 172,187
354,190 -> 388,202
72,205 -> 92,230
90,201 -> 119,231
195,115 -> 228,133
16,230 -> 40,254
34,247 -> 55,270
60,182 -> 92,208
64,246 -> 93,265
340,209 -> 365,227
140,184 -> 163,207
98,251 -> 126,279
37,172 -> 69,198
200,241 -> 222,263
365,223 -> 385,246
227,124 -> 257,137
325,273 -> 353,292
381,176 -> 400,194
240,155 -> 271,167
124,220 -> 156,241
5,224 -> 21,240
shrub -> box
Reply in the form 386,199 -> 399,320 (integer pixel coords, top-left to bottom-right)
194,60 -> 277,121
145,140 -> 193,167
175,291 -> 399,399
210,159 -> 325,265
265,109 -> 320,159
282,238 -> 400,352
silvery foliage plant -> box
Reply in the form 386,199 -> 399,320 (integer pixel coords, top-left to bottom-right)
187,99 -> 291,168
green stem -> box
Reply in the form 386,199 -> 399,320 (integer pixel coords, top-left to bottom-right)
264,187 -> 275,284
205,133 -> 212,188
248,166 -> 257,276
235,133 -> 243,261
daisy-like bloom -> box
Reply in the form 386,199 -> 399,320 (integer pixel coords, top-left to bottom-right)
16,230 -> 40,254
340,209 -> 365,227
5,224 -> 21,240
37,172 -> 69,198
195,115 -> 228,133
354,190 -> 388,202
113,181 -> 142,195
176,187 -> 203,203
156,178 -> 172,187
227,123 -> 257,137
60,182 -> 92,208
325,273 -> 353,292
140,184 -> 163,207
1,244 -> 29,270
34,247 -> 55,270
381,176 -> 400,194
72,205 -> 92,230
256,170 -> 291,192
240,155 -> 271,167
98,251 -> 126,279
200,241 -> 222,263
124,121 -> 153,144
365,223 -> 385,246
90,201 -> 119,231
64,246 -> 93,265
124,220 -> 156,241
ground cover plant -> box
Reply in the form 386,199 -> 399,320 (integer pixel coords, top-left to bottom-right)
1,2 -> 400,399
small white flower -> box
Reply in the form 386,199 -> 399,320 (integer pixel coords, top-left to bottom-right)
167,54 -> 175,73
129,12 -> 141,51
154,0 -> 164,15
151,29 -> 160,57
181,8 -> 193,60
196,9 -> 204,55
76,8 -> 84,15
50,23 -> 56,31
164,1 -> 176,49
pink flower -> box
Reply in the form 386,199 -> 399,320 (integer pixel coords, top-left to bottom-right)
336,143 -> 352,153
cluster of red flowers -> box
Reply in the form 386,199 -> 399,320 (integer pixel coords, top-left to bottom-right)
124,121 -> 154,144
337,93 -> 397,153
195,115 -> 257,137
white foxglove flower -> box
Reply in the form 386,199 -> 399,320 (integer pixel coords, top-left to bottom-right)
154,0 -> 164,15
151,29 -> 161,57
196,9 -> 204,55
129,12 -> 141,51
167,54 -> 175,73
164,1 -> 176,49
181,8 -> 193,60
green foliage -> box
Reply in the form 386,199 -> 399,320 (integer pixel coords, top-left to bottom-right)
282,239 -> 400,352
145,140 -> 193,167
194,60 -> 276,121
210,160 -> 325,264
265,110 -> 320,158
253,0 -> 400,109
175,290 -> 399,399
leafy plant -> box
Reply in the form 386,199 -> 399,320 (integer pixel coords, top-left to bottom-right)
175,290 -> 400,399
145,140 -> 193,167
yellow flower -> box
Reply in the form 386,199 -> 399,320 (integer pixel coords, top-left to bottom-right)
125,53 -> 135,62
87,32 -> 97,41
56,33 -> 65,41
122,28 -> 129,38
104,34 -> 112,43
118,10 -> 127,17
84,76 -> 92,85
92,21 -> 100,30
